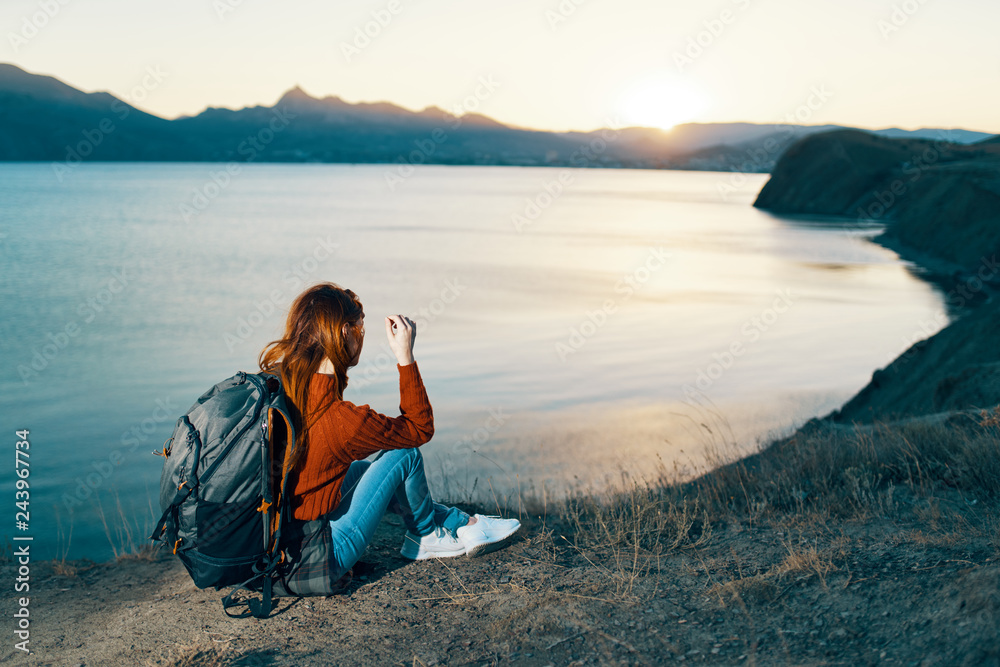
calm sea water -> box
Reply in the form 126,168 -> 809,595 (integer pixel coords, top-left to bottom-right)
0,163 -> 945,561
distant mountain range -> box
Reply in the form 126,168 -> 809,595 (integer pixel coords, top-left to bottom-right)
0,63 -> 995,172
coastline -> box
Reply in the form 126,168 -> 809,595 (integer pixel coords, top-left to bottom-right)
8,158 -> 999,664
7,413 -> 998,665
9,256 -> 996,667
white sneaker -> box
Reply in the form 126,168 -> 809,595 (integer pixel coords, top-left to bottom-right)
399,527 -> 466,560
456,514 -> 521,558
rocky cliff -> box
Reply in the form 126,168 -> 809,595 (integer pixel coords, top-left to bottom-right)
755,129 -> 1000,273
754,129 -> 1000,422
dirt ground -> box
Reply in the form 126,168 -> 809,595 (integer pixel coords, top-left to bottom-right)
3,489 -> 998,667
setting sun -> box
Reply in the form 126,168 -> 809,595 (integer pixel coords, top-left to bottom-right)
618,77 -> 707,131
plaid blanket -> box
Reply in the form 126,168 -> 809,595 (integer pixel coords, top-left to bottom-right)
271,517 -> 338,597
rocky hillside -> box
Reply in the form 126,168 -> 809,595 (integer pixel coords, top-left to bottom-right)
831,297 -> 1000,423
754,129 -> 1000,423
754,129 -> 1000,272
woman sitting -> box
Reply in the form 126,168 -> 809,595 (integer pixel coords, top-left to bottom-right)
259,282 -> 519,583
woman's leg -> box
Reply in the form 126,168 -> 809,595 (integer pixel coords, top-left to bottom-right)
387,498 -> 469,539
327,448 -> 469,578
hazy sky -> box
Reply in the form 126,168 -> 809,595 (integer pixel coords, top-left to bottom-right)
2,0 -> 996,133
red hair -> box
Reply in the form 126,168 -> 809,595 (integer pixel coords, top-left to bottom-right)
259,282 -> 364,471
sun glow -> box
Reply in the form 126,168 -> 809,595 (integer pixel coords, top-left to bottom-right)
618,77 -> 707,131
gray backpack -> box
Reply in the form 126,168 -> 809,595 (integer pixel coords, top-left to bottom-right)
151,371 -> 299,617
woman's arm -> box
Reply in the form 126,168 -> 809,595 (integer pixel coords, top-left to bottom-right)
338,314 -> 431,459
385,314 -> 415,366
339,362 -> 434,460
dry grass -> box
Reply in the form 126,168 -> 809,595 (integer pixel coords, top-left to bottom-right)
774,542 -> 837,588
707,542 -> 837,610
45,406 -> 1000,615
549,471 -> 714,596
26,404 -> 1000,667
409,406 -> 999,604
50,560 -> 79,577
96,491 -> 163,562
980,406 -> 1000,428
505,408 -> 1000,601
674,411 -> 1000,523
52,511 -> 78,577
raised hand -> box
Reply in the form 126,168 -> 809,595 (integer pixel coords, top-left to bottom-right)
384,314 -> 416,366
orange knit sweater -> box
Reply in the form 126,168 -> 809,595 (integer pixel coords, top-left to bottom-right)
289,363 -> 435,521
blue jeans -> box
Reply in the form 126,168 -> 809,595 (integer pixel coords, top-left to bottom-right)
326,447 -> 469,580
